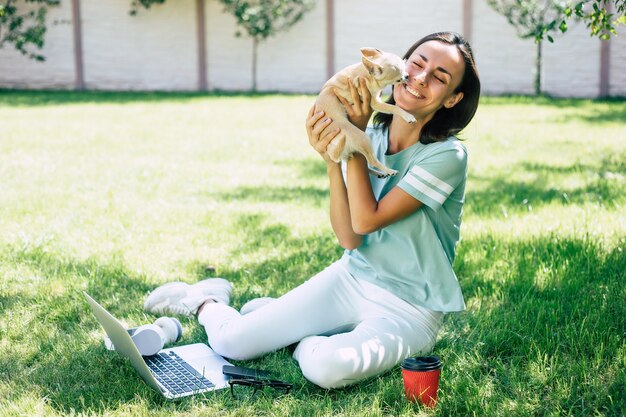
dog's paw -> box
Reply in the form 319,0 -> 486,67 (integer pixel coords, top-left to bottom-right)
404,114 -> 417,124
371,168 -> 398,178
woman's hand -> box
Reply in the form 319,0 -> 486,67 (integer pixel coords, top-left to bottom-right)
334,76 -> 373,131
305,105 -> 343,165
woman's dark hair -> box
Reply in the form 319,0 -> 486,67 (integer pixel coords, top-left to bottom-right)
373,32 -> 481,144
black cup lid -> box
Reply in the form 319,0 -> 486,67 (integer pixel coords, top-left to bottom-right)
401,355 -> 442,371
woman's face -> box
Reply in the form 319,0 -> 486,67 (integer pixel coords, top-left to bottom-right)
394,40 -> 465,118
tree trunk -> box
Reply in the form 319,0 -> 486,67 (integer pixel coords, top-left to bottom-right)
252,37 -> 258,92
534,39 -> 542,96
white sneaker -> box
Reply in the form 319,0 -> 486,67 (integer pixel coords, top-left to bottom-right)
240,297 -> 275,315
144,278 -> 232,316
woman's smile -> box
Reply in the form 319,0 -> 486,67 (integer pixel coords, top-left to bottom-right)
403,83 -> 424,99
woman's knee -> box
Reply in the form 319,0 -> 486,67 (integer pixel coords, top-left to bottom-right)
208,323 -> 261,361
296,339 -> 364,389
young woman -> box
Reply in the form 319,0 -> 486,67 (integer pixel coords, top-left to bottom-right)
144,32 -> 480,389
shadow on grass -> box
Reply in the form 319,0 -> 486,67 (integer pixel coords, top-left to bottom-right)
465,152 -> 626,217
275,158 -> 329,181
201,159 -> 329,207
0,229 -> 343,415
214,184 -> 329,207
0,89 -> 311,107
0,245 -> 162,413
189,212 -> 343,302
572,104 -> 626,124
2,228 -> 624,415
482,95 -> 626,124
482,95 -> 626,107
214,152 -> 626,218
438,234 -> 625,415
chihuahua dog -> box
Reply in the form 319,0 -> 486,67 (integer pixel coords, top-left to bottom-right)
315,47 -> 416,177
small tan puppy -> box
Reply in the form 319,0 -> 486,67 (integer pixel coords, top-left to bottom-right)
316,47 -> 416,177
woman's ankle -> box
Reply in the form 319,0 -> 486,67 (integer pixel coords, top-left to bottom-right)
196,298 -> 218,316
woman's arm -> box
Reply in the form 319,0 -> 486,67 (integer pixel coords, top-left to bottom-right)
306,106 -> 362,249
306,78 -> 423,242
328,162 -> 362,249
346,154 -> 423,234
338,77 -> 424,234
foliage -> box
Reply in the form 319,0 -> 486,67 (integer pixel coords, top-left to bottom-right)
486,0 -> 625,94
218,0 -> 314,41
486,0 -> 567,95
127,0 -> 315,91
0,0 -> 165,61
561,0 -> 626,39
491,0 -> 626,42
548,0 -> 626,42
0,0 -> 60,61
486,0 -> 570,42
129,0 -> 165,16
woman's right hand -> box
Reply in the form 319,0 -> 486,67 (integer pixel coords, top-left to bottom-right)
334,76 -> 372,131
305,105 -> 343,165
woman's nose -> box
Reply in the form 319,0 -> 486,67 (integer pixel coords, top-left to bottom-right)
413,71 -> 427,86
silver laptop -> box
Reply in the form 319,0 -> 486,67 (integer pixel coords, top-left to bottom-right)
84,292 -> 232,399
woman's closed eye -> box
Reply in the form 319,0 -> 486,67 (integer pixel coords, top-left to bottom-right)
412,60 -> 446,82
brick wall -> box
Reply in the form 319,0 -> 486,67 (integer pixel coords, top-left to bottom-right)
0,1 -> 75,89
543,22 -> 601,98
0,0 -> 623,97
610,25 -> 626,96
333,0 -> 464,69
80,0 -> 197,90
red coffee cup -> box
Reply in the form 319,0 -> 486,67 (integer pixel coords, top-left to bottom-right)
401,355 -> 442,407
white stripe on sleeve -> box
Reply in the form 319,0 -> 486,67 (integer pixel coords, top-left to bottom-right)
403,174 -> 446,205
410,166 -> 454,195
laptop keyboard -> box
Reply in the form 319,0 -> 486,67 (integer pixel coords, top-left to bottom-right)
144,351 -> 214,396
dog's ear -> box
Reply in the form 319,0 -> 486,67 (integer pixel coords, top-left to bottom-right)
360,47 -> 383,58
362,56 -> 383,77
361,48 -> 383,76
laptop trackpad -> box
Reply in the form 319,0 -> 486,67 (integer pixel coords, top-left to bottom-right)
163,343 -> 231,389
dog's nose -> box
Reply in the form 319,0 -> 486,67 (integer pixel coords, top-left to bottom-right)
402,73 -> 409,82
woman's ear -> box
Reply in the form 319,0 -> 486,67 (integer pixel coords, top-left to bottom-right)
444,92 -> 464,109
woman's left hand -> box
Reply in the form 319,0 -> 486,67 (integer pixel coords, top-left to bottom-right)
306,105 -> 342,165
334,76 -> 373,131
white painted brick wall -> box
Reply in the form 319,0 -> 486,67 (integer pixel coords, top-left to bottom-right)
472,0 -> 536,95
609,24 -> 626,96
81,0 -> 197,90
0,0 -> 624,97
206,0 -> 326,92
206,0 -> 254,91
543,21 -> 600,98
255,0 -> 327,92
0,1 -> 75,89
333,0 -> 464,70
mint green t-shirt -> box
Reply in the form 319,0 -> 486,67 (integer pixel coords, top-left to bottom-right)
341,125 -> 467,312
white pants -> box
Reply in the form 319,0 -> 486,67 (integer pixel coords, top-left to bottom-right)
198,260 -> 443,389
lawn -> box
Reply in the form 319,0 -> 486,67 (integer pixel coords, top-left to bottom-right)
0,91 -> 624,416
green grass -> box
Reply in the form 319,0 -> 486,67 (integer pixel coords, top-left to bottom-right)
0,90 -> 624,416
